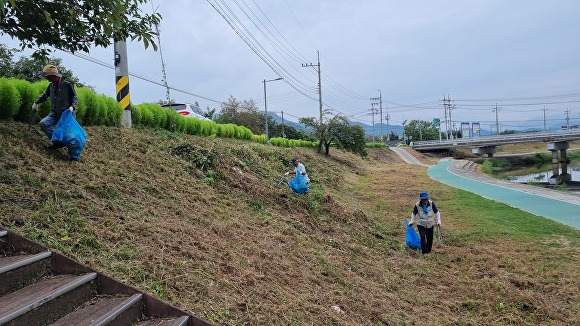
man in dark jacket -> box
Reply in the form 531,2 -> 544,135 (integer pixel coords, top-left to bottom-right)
32,65 -> 78,149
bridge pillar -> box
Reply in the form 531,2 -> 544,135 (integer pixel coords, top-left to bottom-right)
547,141 -> 571,184
472,146 -> 497,157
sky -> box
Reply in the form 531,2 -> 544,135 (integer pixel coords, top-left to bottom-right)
2,0 -> 579,132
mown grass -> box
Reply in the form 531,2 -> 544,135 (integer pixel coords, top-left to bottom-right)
0,120 -> 578,325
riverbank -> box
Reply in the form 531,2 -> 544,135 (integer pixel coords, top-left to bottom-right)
429,159 -> 580,228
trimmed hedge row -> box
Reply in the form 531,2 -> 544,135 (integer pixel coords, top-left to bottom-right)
365,142 -> 387,148
0,78 -> 122,126
0,77 -> 318,148
270,137 -> 318,148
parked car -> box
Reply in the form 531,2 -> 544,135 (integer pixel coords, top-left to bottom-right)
161,103 -> 209,120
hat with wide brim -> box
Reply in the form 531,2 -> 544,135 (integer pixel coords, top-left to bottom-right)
419,192 -> 429,200
41,65 -> 61,78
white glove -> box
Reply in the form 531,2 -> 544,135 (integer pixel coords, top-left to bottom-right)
32,103 -> 39,111
284,172 -> 290,176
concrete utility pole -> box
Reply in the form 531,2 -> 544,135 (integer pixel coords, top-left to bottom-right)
263,77 -> 283,142
449,104 -> 457,139
443,95 -> 449,140
281,110 -> 286,138
370,93 -> 381,141
543,106 -> 547,131
114,40 -> 131,128
370,104 -> 377,142
385,111 -> 391,143
378,90 -> 383,141
302,51 -> 323,124
492,104 -> 501,135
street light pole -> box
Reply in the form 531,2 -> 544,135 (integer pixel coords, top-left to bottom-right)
263,77 -> 283,142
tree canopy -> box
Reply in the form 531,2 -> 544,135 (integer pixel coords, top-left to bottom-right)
404,119 -> 440,142
0,43 -> 89,87
0,0 -> 160,59
300,115 -> 367,156
217,96 -> 264,134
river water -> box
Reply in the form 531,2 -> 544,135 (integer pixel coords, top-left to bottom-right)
498,161 -> 580,194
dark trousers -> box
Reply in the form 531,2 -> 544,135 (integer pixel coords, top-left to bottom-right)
417,225 -> 434,254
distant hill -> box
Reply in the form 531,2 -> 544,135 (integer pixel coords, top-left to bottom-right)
266,112 -> 405,137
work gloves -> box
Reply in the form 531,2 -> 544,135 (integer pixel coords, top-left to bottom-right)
284,172 -> 290,176
32,103 -> 38,111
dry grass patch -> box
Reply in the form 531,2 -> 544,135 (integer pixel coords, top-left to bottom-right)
1,120 -> 578,325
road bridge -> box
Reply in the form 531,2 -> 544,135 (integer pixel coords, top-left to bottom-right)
412,129 -> 580,184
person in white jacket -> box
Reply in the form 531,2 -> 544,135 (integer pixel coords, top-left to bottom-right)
408,192 -> 441,254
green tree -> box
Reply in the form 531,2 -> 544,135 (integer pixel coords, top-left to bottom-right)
217,95 -> 263,134
404,119 -> 439,141
0,43 -> 14,77
0,0 -> 161,59
387,131 -> 399,140
300,115 -> 366,156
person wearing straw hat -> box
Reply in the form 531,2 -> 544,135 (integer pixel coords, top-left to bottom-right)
408,191 -> 441,254
31,64 -> 78,149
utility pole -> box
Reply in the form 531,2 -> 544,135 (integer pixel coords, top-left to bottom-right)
262,77 -> 283,142
543,106 -> 547,131
449,103 -> 457,139
370,97 -> 380,142
492,104 -> 501,135
114,40 -> 131,128
154,22 -> 171,104
302,51 -> 323,124
378,90 -> 383,142
281,110 -> 286,138
370,104 -> 377,142
565,108 -> 571,130
385,111 -> 391,143
443,95 -> 449,140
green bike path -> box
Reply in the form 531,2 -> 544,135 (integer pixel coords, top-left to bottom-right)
428,160 -> 580,229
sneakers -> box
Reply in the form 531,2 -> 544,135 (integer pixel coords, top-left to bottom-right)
47,141 -> 66,150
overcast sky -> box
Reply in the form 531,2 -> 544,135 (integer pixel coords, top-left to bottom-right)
2,0 -> 579,130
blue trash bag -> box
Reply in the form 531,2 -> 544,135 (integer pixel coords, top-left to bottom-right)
51,110 -> 87,160
404,220 -> 422,251
288,172 -> 310,194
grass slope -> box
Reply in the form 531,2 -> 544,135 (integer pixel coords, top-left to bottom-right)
0,120 -> 578,325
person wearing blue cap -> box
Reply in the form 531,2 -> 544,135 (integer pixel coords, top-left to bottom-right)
284,157 -> 310,183
408,191 -> 441,254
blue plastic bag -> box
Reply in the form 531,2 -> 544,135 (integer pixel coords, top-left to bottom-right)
288,172 -> 309,194
404,220 -> 421,251
51,110 -> 87,160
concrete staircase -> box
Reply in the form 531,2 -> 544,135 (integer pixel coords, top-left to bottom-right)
0,228 -> 210,326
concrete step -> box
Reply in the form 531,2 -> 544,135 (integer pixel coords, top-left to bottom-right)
0,251 -> 52,296
0,272 -> 97,325
51,293 -> 142,326
135,315 -> 190,326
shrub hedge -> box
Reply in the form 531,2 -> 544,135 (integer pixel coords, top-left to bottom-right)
0,78 -> 317,148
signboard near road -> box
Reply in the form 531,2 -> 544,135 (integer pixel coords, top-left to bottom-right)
472,122 -> 481,137
461,122 -> 470,138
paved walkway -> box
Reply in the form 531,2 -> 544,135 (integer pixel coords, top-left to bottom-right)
389,147 -> 429,167
429,159 -> 580,229
389,147 -> 579,228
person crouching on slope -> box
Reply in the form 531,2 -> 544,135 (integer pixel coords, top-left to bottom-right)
284,157 -> 310,184
408,192 -> 441,254
32,64 -> 78,150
